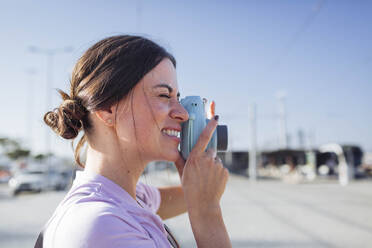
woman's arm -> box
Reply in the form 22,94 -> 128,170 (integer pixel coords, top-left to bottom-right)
156,185 -> 187,220
156,151 -> 188,220
188,205 -> 231,248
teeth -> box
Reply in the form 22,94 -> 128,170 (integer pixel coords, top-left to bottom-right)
162,129 -> 180,137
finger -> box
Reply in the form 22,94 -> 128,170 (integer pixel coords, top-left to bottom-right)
191,115 -> 219,155
214,157 -> 224,170
214,156 -> 222,164
175,151 -> 186,168
206,148 -> 217,158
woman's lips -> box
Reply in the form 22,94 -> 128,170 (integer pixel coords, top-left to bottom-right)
162,128 -> 181,143
162,131 -> 181,143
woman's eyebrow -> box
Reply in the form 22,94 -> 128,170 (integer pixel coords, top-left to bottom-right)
153,83 -> 180,97
153,83 -> 173,92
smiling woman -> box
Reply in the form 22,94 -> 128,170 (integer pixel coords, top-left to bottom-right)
36,35 -> 231,248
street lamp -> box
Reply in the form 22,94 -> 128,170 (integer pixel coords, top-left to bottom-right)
275,90 -> 288,149
25,68 -> 37,149
28,46 -> 73,170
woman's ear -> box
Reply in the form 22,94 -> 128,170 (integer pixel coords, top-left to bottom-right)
94,105 -> 117,127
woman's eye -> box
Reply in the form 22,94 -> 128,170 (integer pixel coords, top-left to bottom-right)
159,94 -> 171,99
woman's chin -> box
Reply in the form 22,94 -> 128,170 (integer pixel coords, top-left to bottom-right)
159,149 -> 180,162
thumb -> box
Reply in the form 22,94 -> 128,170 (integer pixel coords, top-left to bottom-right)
175,152 -> 186,169
175,152 -> 186,178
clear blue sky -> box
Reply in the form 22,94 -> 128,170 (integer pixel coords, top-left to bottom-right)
0,0 -> 371,158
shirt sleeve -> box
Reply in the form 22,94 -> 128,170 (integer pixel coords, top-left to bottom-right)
136,182 -> 161,213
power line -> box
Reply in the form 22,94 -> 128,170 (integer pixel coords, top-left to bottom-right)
268,0 -> 327,71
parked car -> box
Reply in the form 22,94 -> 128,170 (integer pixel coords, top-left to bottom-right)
8,170 -> 46,195
47,170 -> 70,191
0,169 -> 12,183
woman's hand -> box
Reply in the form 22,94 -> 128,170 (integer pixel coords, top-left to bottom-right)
178,101 -> 232,248
180,115 -> 229,215
174,100 -> 216,179
174,153 -> 186,179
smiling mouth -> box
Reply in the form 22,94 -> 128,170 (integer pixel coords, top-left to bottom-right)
161,129 -> 180,138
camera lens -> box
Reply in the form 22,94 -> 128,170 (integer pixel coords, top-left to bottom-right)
217,125 -> 228,151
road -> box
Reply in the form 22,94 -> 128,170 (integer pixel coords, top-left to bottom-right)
1,171 -> 372,247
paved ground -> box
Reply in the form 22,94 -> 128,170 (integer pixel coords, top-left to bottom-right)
145,171 -> 372,248
0,171 -> 372,247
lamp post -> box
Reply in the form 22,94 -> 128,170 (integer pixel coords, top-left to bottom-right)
249,103 -> 257,182
276,91 -> 288,149
25,68 -> 37,149
28,46 -> 73,170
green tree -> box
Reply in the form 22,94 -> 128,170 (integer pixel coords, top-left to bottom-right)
34,153 -> 47,161
6,149 -> 30,160
0,137 -> 20,152
0,137 -> 30,160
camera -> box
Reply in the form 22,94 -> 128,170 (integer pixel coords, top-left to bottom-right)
180,96 -> 228,159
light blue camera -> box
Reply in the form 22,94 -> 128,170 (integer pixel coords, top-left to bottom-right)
180,96 -> 228,160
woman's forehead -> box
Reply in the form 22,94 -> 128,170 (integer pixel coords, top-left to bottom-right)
143,59 -> 178,91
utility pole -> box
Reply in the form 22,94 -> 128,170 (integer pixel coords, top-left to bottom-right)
28,46 -> 73,170
249,104 -> 257,182
298,129 -> 305,149
25,68 -> 37,149
276,92 -> 288,149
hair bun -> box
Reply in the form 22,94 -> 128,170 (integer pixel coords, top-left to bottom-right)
44,91 -> 87,140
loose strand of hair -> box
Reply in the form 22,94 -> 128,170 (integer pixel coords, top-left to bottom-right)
74,134 -> 87,168
130,90 -> 148,186
142,79 -> 162,132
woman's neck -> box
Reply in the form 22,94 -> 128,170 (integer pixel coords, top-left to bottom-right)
84,144 -> 147,200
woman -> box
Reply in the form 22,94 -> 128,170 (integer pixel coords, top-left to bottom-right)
37,35 -> 231,248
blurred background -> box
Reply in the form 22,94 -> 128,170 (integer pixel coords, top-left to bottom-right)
0,0 -> 371,247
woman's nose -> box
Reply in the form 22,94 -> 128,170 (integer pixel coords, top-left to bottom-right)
170,102 -> 189,122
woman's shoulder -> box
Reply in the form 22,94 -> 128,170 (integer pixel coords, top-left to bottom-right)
44,204 -> 156,248
44,187 -> 154,247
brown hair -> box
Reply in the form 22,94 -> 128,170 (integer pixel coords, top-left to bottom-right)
44,35 -> 176,167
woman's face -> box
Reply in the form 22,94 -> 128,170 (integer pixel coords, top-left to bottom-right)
115,58 -> 189,162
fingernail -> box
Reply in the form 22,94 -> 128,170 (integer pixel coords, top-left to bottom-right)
214,115 -> 219,121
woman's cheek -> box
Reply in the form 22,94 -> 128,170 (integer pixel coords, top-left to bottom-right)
151,102 -> 170,121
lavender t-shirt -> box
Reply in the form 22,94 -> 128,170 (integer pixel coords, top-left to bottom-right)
42,170 -> 171,247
